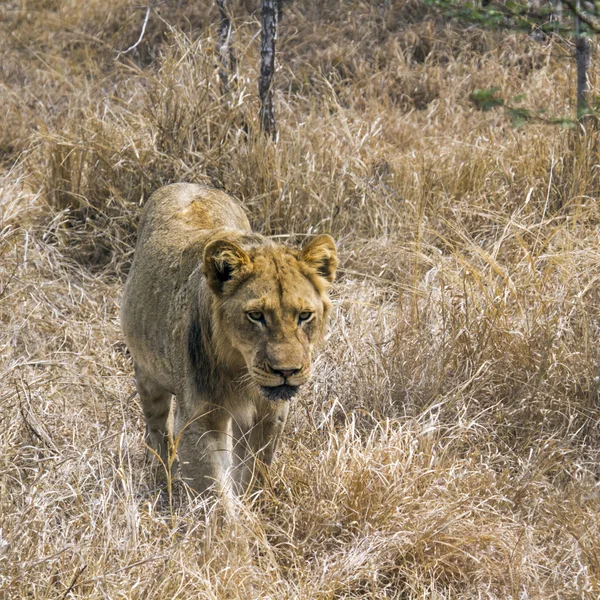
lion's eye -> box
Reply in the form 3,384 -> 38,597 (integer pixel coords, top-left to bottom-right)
247,311 -> 265,324
298,311 -> 313,324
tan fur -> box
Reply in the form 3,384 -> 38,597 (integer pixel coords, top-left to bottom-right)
121,183 -> 337,503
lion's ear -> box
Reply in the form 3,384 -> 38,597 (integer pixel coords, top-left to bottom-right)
203,239 -> 251,294
300,234 -> 338,283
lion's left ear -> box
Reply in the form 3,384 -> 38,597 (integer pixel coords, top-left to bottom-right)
203,239 -> 251,294
300,234 -> 338,283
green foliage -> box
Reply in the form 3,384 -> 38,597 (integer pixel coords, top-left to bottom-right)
470,87 -> 577,127
422,0 -> 597,36
470,87 -> 505,111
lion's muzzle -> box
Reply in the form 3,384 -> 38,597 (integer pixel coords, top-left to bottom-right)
251,363 -> 310,400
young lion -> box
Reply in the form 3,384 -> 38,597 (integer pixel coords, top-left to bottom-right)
121,183 -> 337,503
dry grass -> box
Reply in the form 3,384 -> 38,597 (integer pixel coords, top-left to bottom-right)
2,0 -> 600,597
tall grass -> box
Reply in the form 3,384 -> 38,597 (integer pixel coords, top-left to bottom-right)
1,0 -> 600,597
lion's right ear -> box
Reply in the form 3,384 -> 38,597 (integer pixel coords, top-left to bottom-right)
203,239 -> 251,294
300,234 -> 338,283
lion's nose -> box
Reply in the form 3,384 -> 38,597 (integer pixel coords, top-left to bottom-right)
268,365 -> 301,379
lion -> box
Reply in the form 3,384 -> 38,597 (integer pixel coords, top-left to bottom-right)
121,183 -> 338,503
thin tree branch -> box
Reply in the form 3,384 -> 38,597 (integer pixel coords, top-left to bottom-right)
116,0 -> 152,58
60,565 -> 88,600
216,0 -> 237,93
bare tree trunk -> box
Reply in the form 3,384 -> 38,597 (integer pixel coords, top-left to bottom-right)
576,35 -> 590,115
575,0 -> 590,119
259,0 -> 277,139
216,0 -> 236,93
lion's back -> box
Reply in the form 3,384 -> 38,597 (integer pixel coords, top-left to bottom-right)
137,183 -> 251,248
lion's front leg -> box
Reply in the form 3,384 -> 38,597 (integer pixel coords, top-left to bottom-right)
174,402 -> 233,503
232,400 -> 289,495
134,364 -> 173,469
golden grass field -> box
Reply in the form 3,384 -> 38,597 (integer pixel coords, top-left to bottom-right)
2,0 -> 600,597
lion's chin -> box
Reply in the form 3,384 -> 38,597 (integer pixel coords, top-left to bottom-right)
260,384 -> 300,401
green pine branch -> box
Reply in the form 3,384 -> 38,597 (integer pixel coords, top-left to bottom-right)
470,87 -> 578,127
421,0 -> 600,36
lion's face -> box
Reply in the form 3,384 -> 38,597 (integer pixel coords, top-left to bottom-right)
203,235 -> 338,401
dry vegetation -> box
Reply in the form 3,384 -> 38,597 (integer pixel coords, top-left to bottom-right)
2,0 -> 600,597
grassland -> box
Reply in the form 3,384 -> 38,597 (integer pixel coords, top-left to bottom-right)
1,0 -> 600,597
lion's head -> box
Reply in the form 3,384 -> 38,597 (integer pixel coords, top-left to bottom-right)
203,234 -> 338,401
